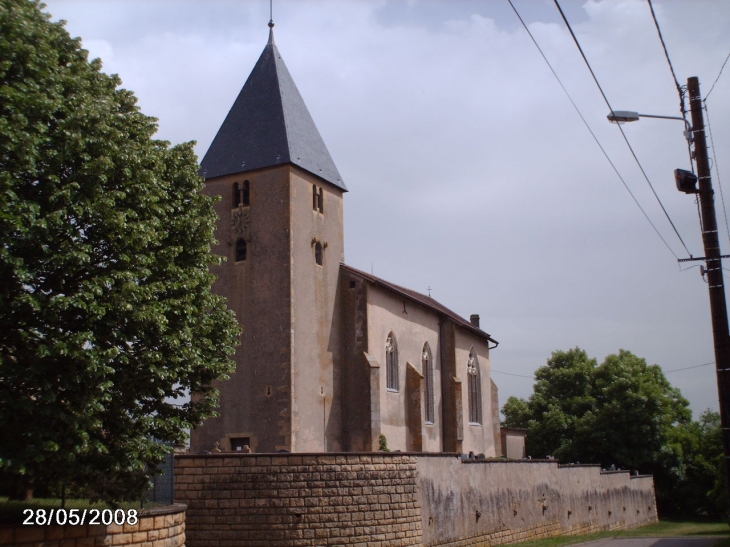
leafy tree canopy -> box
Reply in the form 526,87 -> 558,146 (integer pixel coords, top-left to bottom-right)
500,348 -> 724,515
0,0 -> 239,503
668,409 -> 725,516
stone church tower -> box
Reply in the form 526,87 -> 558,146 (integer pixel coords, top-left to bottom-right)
192,26 -> 348,453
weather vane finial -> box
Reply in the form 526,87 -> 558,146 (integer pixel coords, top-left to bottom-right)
268,0 -> 274,28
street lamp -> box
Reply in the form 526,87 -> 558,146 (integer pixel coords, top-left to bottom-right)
608,77 -> 730,519
607,110 -> 693,138
608,111 -> 696,193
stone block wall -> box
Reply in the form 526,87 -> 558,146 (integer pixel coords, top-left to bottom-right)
0,504 -> 186,547
174,453 -> 422,547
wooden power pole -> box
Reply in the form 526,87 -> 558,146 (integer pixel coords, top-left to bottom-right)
687,76 -> 730,514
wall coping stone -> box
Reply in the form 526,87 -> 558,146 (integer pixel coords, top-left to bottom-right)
176,451 -> 461,458
140,503 -> 187,517
461,458 -> 557,464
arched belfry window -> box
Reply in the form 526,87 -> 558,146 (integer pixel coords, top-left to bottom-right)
232,182 -> 241,208
314,242 -> 323,266
242,180 -> 250,206
467,348 -> 482,425
423,343 -> 435,424
235,238 -> 247,262
233,181 -> 250,208
312,184 -> 323,213
386,332 -> 399,391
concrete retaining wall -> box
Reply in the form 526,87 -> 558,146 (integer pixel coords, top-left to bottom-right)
174,453 -> 657,547
417,457 -> 657,547
0,504 -> 186,547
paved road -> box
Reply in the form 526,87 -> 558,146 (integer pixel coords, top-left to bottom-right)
575,538 -> 725,547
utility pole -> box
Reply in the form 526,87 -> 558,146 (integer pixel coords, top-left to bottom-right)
687,76 -> 730,514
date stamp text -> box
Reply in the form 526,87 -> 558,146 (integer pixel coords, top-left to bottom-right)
22,508 -> 139,526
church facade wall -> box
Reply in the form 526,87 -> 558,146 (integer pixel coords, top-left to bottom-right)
339,275 -> 372,451
174,453 -> 657,547
454,329 -> 496,457
366,285 -> 443,452
335,271 -> 499,456
289,168 -> 345,452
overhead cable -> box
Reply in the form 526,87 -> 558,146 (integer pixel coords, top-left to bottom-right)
491,368 -> 535,379
647,0 -> 686,117
553,0 -> 692,259
664,361 -> 714,373
646,0 -> 694,173
705,50 -> 730,101
705,103 -> 730,248
507,0 -> 679,260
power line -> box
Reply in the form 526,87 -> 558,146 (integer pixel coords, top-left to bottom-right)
553,0 -> 693,259
664,361 -> 714,373
646,0 -> 686,118
494,361 -> 714,376
705,50 -> 730,101
646,0 -> 694,174
506,0 -> 680,261
491,368 -> 535,379
704,103 -> 730,249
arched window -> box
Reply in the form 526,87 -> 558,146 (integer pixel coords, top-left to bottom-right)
423,343 -> 435,424
235,238 -> 247,262
232,182 -> 241,208
386,332 -> 398,391
242,180 -> 250,206
467,348 -> 482,424
314,241 -> 323,265
312,184 -> 324,213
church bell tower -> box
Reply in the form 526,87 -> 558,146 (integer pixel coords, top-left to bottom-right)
192,24 -> 347,453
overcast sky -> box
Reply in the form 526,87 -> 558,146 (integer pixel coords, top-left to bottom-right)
41,0 -> 730,418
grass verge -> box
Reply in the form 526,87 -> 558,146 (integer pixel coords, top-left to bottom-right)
507,518 -> 729,547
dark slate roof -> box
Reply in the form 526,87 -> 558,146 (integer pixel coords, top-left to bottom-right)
340,264 -> 498,345
200,29 -> 346,190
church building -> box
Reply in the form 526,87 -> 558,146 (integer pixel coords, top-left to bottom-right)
191,25 -> 501,456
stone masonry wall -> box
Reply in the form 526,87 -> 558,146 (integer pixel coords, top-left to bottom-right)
175,453 -> 658,547
0,504 -> 186,547
174,453 -> 421,547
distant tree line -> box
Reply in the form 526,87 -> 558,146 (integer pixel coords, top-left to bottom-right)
502,347 -> 725,517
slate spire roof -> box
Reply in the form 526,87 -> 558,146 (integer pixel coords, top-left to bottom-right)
200,28 -> 346,191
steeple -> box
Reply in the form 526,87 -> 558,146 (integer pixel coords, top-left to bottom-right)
201,27 -> 346,190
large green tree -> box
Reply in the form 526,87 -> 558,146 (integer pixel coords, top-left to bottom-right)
669,410 -> 726,516
502,348 -> 696,513
0,0 -> 238,502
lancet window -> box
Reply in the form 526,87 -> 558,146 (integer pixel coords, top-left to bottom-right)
235,238 -> 247,262
423,343 -> 435,424
467,348 -> 482,425
386,332 -> 399,391
233,180 -> 250,207
242,180 -> 250,206
312,184 -> 323,213
233,182 -> 241,208
314,241 -> 323,265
